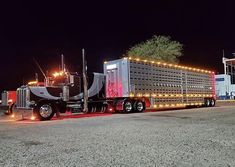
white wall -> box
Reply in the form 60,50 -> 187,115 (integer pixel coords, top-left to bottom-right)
215,74 -> 231,97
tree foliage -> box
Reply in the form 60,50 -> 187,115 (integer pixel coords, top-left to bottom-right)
126,35 -> 183,63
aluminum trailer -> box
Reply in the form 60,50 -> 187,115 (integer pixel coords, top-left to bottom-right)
104,57 -> 216,109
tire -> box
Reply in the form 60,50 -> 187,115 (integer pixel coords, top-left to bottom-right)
204,99 -> 210,107
210,99 -> 215,107
123,101 -> 133,113
35,102 -> 56,121
133,101 -> 145,112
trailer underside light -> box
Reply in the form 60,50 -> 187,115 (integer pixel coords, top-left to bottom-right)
30,115 -> 36,121
11,114 -> 15,118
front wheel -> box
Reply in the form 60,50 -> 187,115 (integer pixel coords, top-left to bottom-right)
35,102 -> 55,121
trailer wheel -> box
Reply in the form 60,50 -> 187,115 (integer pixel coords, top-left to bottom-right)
204,99 -> 210,107
35,102 -> 55,121
123,101 -> 133,113
133,101 -> 145,112
210,99 -> 215,107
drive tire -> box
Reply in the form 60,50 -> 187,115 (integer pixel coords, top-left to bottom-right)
35,102 -> 56,121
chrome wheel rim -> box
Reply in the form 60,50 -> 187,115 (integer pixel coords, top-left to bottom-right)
39,104 -> 53,118
211,100 -> 215,106
125,102 -> 132,112
137,102 -> 144,111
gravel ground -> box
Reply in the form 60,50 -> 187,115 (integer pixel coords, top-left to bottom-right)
0,105 -> 235,167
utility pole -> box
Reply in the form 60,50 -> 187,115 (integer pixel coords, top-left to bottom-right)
82,49 -> 88,113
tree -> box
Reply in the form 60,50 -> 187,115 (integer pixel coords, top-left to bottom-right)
126,35 -> 183,63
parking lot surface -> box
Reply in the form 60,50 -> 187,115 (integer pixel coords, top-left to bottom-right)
0,105 -> 235,167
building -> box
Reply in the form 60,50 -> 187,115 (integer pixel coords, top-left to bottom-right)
215,57 -> 235,100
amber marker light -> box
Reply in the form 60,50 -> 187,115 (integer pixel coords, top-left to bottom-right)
28,81 -> 38,85
30,115 -> 36,121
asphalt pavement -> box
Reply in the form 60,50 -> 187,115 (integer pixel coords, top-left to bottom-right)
0,105 -> 235,167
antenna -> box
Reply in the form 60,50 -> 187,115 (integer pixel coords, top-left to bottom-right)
82,49 -> 88,113
33,58 -> 47,80
61,54 -> 65,72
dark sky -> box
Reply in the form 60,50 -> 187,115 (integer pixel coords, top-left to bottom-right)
0,0 -> 235,91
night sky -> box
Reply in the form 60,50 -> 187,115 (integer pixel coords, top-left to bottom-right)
0,0 -> 235,91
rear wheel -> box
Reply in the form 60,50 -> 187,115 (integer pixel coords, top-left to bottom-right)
133,101 -> 145,112
204,99 -> 210,107
123,101 -> 133,113
210,99 -> 215,107
35,102 -> 55,121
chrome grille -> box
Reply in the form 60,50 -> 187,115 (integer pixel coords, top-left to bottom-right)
16,87 -> 30,109
1,91 -> 8,106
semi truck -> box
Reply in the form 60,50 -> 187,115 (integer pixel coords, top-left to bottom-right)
1,56 -> 216,121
